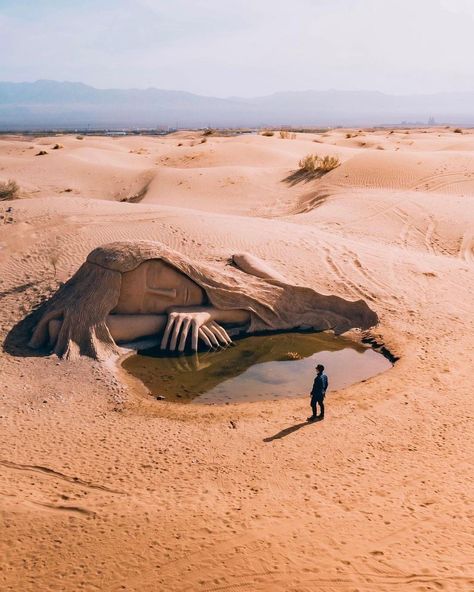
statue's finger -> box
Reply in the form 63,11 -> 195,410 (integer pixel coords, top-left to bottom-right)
201,325 -> 219,347
198,328 -> 212,349
169,317 -> 184,350
208,322 -> 228,347
29,310 -> 62,348
178,318 -> 192,352
210,321 -> 232,345
47,319 -> 63,348
191,319 -> 199,351
214,331 -> 227,348
220,326 -> 233,345
160,315 -> 176,349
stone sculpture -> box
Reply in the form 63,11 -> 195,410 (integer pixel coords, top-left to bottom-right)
28,240 -> 378,360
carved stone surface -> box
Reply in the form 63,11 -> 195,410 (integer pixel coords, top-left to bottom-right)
28,240 -> 378,360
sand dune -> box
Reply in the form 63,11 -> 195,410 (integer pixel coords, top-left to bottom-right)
1,128 -> 473,591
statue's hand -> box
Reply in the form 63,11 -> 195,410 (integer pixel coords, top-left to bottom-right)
160,309 -> 232,352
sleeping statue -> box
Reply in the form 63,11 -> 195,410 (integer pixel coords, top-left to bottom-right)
28,240 -> 378,360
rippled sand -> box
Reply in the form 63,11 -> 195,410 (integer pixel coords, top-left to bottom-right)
1,128 -> 473,591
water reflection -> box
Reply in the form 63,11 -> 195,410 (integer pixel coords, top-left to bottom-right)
122,331 -> 392,404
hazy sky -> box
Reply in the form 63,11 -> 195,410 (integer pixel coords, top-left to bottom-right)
1,0 -> 474,97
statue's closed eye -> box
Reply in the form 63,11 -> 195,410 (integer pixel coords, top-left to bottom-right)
146,287 -> 177,298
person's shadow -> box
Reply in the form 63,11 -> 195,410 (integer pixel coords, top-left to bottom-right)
263,420 -> 317,442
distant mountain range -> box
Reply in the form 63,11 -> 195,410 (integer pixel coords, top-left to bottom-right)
1,80 -> 474,130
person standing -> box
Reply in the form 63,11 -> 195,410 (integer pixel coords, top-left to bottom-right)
308,364 -> 328,422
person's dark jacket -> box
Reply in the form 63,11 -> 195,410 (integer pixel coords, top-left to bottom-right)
311,372 -> 328,399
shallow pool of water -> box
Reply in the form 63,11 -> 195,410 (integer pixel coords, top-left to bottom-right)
122,332 -> 392,404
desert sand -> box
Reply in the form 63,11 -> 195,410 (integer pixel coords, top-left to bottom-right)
1,128 -> 473,591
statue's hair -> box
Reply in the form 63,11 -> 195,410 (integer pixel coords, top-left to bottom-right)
29,240 -> 378,360
29,261 -> 122,360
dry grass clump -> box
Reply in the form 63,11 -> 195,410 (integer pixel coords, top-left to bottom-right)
298,155 -> 318,172
36,150 -> 48,156
0,179 -> 19,201
200,137 -> 207,144
52,143 -> 63,149
203,129 -> 213,136
279,130 -> 296,139
298,154 -> 340,174
261,130 -> 274,137
454,128 -> 463,134
76,135 -> 84,140
318,155 -> 341,171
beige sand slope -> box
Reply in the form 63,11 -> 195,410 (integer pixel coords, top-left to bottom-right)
1,129 -> 473,592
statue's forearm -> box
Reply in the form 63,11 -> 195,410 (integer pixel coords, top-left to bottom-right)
209,307 -> 250,325
106,308 -> 249,344
106,314 -> 167,342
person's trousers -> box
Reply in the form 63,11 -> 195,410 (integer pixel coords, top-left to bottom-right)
311,395 -> 325,418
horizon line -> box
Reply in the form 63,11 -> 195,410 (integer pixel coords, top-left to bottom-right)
3,79 -> 474,100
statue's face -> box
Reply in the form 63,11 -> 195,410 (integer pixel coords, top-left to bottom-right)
114,260 -> 205,315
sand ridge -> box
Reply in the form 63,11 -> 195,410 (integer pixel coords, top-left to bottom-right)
1,129 -> 473,591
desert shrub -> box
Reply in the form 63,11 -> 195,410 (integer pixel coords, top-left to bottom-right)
346,133 -> 352,139
203,129 -> 213,136
454,128 -> 463,134
76,135 -> 84,140
35,150 -> 48,156
298,154 -> 319,173
298,154 -> 340,174
0,179 -> 19,201
261,130 -> 274,137
279,130 -> 295,139
200,137 -> 207,143
52,143 -> 63,149
318,155 -> 340,172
